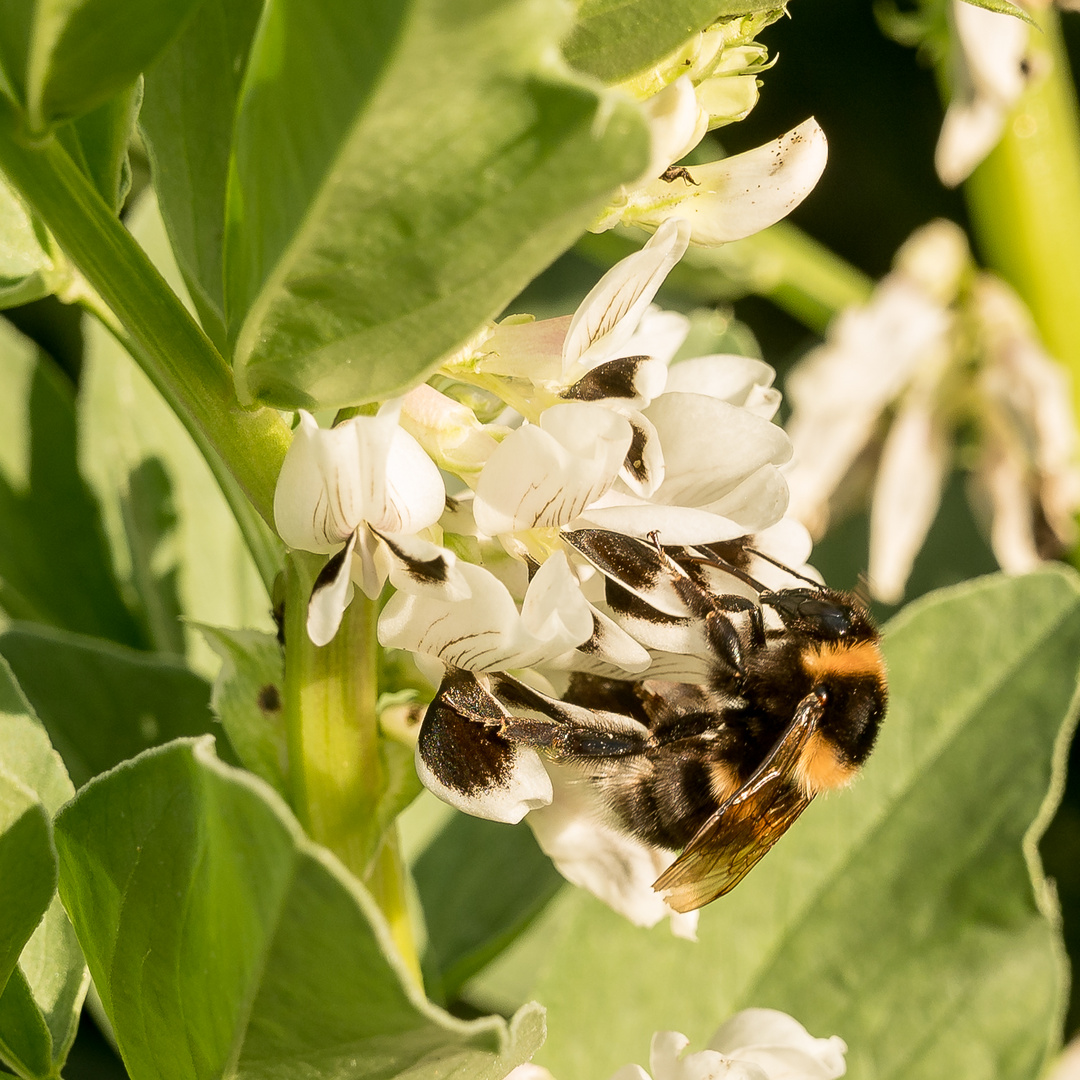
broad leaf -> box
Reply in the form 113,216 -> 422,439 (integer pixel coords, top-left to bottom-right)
140,0 -> 264,351
0,0 -> 201,129
0,657 -> 87,1080
413,812 -> 563,1000
563,0 -> 784,84
58,80 -> 141,213
0,317 -> 143,646
225,0 -> 649,409
79,191 -> 274,676
469,570 -> 1080,1079
0,623 -> 215,788
55,737 -> 545,1080
199,626 -> 288,797
0,772 -> 54,997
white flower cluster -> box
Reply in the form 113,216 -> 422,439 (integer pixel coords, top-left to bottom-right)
784,218 -> 1080,604
274,220 -> 812,932
507,1008 -> 847,1080
592,19 -> 828,243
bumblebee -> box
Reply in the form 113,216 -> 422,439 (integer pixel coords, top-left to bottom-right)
419,530 -> 887,913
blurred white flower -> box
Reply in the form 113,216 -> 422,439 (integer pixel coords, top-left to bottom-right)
784,218 -> 1080,604
611,1010 -> 847,1080
936,0 -> 1032,188
504,1010 -> 846,1080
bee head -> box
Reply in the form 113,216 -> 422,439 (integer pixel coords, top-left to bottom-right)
764,587 -> 877,643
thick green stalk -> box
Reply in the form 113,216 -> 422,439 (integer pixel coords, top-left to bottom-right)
963,6 -> 1080,418
283,553 -> 421,983
678,221 -> 875,333
0,98 -> 291,533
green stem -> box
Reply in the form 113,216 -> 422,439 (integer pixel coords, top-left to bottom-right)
962,6 -> 1080,420
0,99 -> 292,536
283,553 -> 421,983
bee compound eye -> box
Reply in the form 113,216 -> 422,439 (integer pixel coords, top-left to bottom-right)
797,598 -> 853,638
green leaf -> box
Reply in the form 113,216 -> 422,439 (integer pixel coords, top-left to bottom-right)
79,191 -> 275,676
475,570 -> 1080,1079
0,0 -> 202,129
563,0 -> 783,84
0,316 -> 143,646
140,0 -> 264,352
414,812 -> 563,1000
0,656 -> 87,1080
958,0 -> 1035,25
0,172 -> 57,310
0,623 -> 215,788
57,80 -> 142,214
225,0 -> 649,410
0,771 -> 54,997
55,737 -> 545,1080
199,626 -> 288,797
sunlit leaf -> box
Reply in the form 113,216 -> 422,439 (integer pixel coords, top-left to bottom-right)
0,656 -> 87,1080
0,0 -> 201,128
468,570 -> 1080,1080
225,0 -> 649,410
57,80 -> 141,213
55,737 -> 545,1080
563,0 -> 784,84
140,0 -> 264,350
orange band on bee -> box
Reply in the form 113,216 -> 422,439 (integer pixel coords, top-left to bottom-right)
796,730 -> 858,795
800,639 -> 886,684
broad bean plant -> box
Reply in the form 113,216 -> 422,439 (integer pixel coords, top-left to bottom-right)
1,1 -> 1079,1079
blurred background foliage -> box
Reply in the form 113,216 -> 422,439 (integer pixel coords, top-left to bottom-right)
4,0 -> 1080,1074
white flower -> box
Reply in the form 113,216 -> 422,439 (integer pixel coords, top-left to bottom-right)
610,1010 -> 847,1080
595,119 -> 829,246
783,218 -> 1080,603
273,406 -> 445,645
477,219 -> 692,388
935,0 -> 1031,188
505,1011 -> 846,1080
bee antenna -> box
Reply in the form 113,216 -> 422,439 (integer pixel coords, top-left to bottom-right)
853,572 -> 873,608
741,545 -> 822,588
680,552 -> 769,595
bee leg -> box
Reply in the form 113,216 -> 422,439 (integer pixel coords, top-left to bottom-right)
499,718 -> 648,761
710,593 -> 766,648
704,610 -> 745,676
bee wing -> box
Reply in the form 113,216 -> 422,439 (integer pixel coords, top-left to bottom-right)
653,692 -> 825,912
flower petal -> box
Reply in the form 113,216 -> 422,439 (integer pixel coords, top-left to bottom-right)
415,676 -> 553,823
527,762 -> 699,936
519,553 -> 595,654
639,76 -> 709,181
633,119 -> 828,245
374,425 -> 447,534
474,404 -> 632,535
307,530 -> 358,646
664,354 -> 776,407
645,393 -> 792,508
563,219 -> 691,370
274,410 -> 369,552
868,391 -> 950,604
708,1009 -> 847,1080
